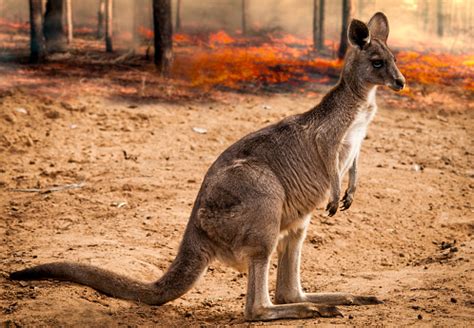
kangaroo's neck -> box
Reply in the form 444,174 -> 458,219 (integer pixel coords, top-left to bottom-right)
301,70 -> 378,132
315,76 -> 377,114
340,66 -> 376,102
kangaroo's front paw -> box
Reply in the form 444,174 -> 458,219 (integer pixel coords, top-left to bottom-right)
340,191 -> 354,211
326,200 -> 339,217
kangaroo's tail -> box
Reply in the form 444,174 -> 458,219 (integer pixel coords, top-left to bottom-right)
9,227 -> 211,305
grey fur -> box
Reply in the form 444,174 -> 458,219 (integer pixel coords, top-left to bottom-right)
10,12 -> 404,321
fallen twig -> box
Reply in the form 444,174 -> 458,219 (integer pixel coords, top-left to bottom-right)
8,182 -> 86,194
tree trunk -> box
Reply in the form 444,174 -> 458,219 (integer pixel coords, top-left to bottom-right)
105,0 -> 113,52
133,1 -> 140,46
41,0 -> 47,15
43,0 -> 67,53
313,0 -> 325,50
97,0 -> 105,39
319,0 -> 325,49
465,0 -> 472,33
153,0 -> 173,75
313,0 -> 319,49
421,0 -> 429,32
357,0 -> 364,17
437,0 -> 444,37
29,0 -> 46,62
337,0 -> 352,59
241,0 -> 248,35
175,0 -> 182,31
64,0 -> 72,43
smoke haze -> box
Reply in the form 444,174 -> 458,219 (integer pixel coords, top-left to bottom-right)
0,0 -> 472,52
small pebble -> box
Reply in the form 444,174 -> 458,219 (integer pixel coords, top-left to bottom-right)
450,297 -> 457,303
348,314 -> 354,319
15,108 -> 28,114
417,314 -> 423,320
192,127 -> 208,134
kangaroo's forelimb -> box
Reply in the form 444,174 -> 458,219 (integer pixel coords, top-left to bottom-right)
341,156 -> 358,211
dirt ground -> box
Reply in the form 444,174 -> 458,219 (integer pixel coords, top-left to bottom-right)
0,79 -> 473,327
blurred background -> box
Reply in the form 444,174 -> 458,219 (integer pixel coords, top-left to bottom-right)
0,1 -> 472,96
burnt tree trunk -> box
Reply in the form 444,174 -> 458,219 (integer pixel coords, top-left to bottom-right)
437,0 -> 444,37
41,0 -> 47,15
105,0 -> 113,52
241,0 -> 248,35
421,0 -> 429,32
44,0 -> 67,53
97,0 -> 105,39
313,0 -> 325,50
29,0 -> 46,62
64,0 -> 72,43
175,0 -> 182,31
153,0 -> 173,75
133,1 -> 140,46
357,0 -> 364,17
468,0 -> 473,34
337,0 -> 352,59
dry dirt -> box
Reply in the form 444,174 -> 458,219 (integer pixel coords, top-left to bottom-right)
0,85 -> 473,327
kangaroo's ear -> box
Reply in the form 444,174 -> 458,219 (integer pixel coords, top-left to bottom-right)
368,12 -> 389,42
348,19 -> 370,49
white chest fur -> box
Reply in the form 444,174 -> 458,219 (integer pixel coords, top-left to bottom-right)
340,88 -> 377,174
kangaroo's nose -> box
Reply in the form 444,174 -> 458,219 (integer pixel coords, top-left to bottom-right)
394,78 -> 405,90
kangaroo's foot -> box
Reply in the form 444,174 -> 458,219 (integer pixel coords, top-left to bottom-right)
304,292 -> 383,306
245,303 -> 342,321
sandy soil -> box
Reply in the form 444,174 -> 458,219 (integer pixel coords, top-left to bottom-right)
1,85 -> 473,327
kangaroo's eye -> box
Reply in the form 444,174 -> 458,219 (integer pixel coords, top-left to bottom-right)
372,60 -> 384,68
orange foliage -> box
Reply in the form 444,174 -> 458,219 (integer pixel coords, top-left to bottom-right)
173,44 -> 341,90
397,51 -> 474,91
138,26 -> 154,40
0,18 -> 29,32
209,31 -> 235,47
170,31 -> 473,92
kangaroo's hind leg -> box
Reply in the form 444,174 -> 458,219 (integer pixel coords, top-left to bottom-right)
244,255 -> 342,321
241,210 -> 341,321
275,215 -> 382,306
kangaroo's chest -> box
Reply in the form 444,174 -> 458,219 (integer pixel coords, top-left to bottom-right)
339,103 -> 377,174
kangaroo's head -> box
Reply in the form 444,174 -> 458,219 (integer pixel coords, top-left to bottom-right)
344,12 -> 405,92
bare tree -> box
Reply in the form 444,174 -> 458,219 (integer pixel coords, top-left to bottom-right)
437,0 -> 444,37
153,0 -> 173,75
105,0 -> 113,52
338,0 -> 352,59
175,0 -> 182,31
133,1 -> 140,46
313,0 -> 325,50
241,0 -> 248,35
357,0 -> 364,17
420,0 -> 430,32
467,0 -> 473,33
29,0 -> 46,62
64,0 -> 73,43
41,0 -> 47,15
43,0 -> 67,53
97,0 -> 105,39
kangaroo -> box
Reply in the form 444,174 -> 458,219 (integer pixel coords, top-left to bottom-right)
10,13 -> 405,321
